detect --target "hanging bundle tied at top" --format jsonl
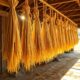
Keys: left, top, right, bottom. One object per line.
{"left": 3, "top": 0, "right": 22, "bottom": 73}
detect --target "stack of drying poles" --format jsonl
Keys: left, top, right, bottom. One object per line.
{"left": 2, "top": 0, "right": 78, "bottom": 73}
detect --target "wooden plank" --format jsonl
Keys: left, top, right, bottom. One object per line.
{"left": 0, "top": 0, "right": 9, "bottom": 7}
{"left": 39, "top": 0, "right": 77, "bottom": 26}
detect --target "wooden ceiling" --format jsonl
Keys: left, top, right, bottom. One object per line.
{"left": 0, "top": 0, "right": 80, "bottom": 27}
{"left": 49, "top": 0, "right": 80, "bottom": 27}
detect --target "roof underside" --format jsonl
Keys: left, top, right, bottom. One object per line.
{"left": 0, "top": 0, "right": 80, "bottom": 27}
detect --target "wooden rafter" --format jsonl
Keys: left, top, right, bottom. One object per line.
{"left": 61, "top": 8, "right": 80, "bottom": 12}
{"left": 39, "top": 0, "right": 75, "bottom": 8}
{"left": 49, "top": 0, "right": 75, "bottom": 5}
{"left": 73, "top": 19, "right": 80, "bottom": 22}
{"left": 55, "top": 4, "right": 66, "bottom": 10}
{"left": 67, "top": 14, "right": 80, "bottom": 18}
{"left": 0, "top": 0, "right": 9, "bottom": 7}
{"left": 51, "top": 1, "right": 74, "bottom": 9}
{"left": 58, "top": 2, "right": 75, "bottom": 11}
{"left": 68, "top": 14, "right": 80, "bottom": 17}
{"left": 39, "top": 0, "right": 77, "bottom": 25}
{"left": 17, "top": 0, "right": 75, "bottom": 9}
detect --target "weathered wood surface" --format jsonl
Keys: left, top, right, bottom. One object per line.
{"left": 0, "top": 16, "right": 2, "bottom": 73}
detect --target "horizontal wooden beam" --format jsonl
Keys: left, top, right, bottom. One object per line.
{"left": 0, "top": 10, "right": 8, "bottom": 16}
{"left": 0, "top": 0, "right": 9, "bottom": 7}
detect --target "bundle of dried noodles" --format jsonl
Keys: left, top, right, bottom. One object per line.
{"left": 3, "top": 0, "right": 22, "bottom": 73}
{"left": 21, "top": 0, "right": 32, "bottom": 71}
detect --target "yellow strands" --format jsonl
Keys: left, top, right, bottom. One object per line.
{"left": 41, "top": 16, "right": 54, "bottom": 62}
{"left": 2, "top": 0, "right": 79, "bottom": 73}
{"left": 3, "top": 0, "right": 22, "bottom": 73}
{"left": 7, "top": 0, "right": 22, "bottom": 73}
{"left": 33, "top": 8, "right": 43, "bottom": 64}
{"left": 21, "top": 2, "right": 32, "bottom": 70}
{"left": 52, "top": 14, "right": 60, "bottom": 54}
{"left": 49, "top": 16, "right": 58, "bottom": 57}
{"left": 56, "top": 19, "right": 63, "bottom": 53}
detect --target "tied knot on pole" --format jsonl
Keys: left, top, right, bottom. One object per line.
{"left": 8, "top": 0, "right": 19, "bottom": 9}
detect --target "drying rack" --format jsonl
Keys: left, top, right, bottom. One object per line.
{"left": 0, "top": 0, "right": 78, "bottom": 74}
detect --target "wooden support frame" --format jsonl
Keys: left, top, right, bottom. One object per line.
{"left": 57, "top": 2, "right": 76, "bottom": 11}
{"left": 39, "top": 0, "right": 77, "bottom": 26}
{"left": 48, "top": 0, "right": 75, "bottom": 5}
{"left": 17, "top": 0, "right": 75, "bottom": 9}
{"left": 0, "top": 0, "right": 9, "bottom": 7}
{"left": 40, "top": 0, "right": 75, "bottom": 8}
{"left": 0, "top": 16, "right": 2, "bottom": 74}
{"left": 0, "top": 46, "right": 2, "bottom": 74}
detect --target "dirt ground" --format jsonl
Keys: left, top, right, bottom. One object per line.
{"left": 0, "top": 51, "right": 80, "bottom": 80}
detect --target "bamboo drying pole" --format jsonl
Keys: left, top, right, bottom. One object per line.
{"left": 39, "top": 0, "right": 77, "bottom": 26}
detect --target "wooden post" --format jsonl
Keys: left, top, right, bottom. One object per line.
{"left": 0, "top": 16, "right": 2, "bottom": 74}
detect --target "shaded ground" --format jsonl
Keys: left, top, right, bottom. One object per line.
{"left": 0, "top": 51, "right": 80, "bottom": 80}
